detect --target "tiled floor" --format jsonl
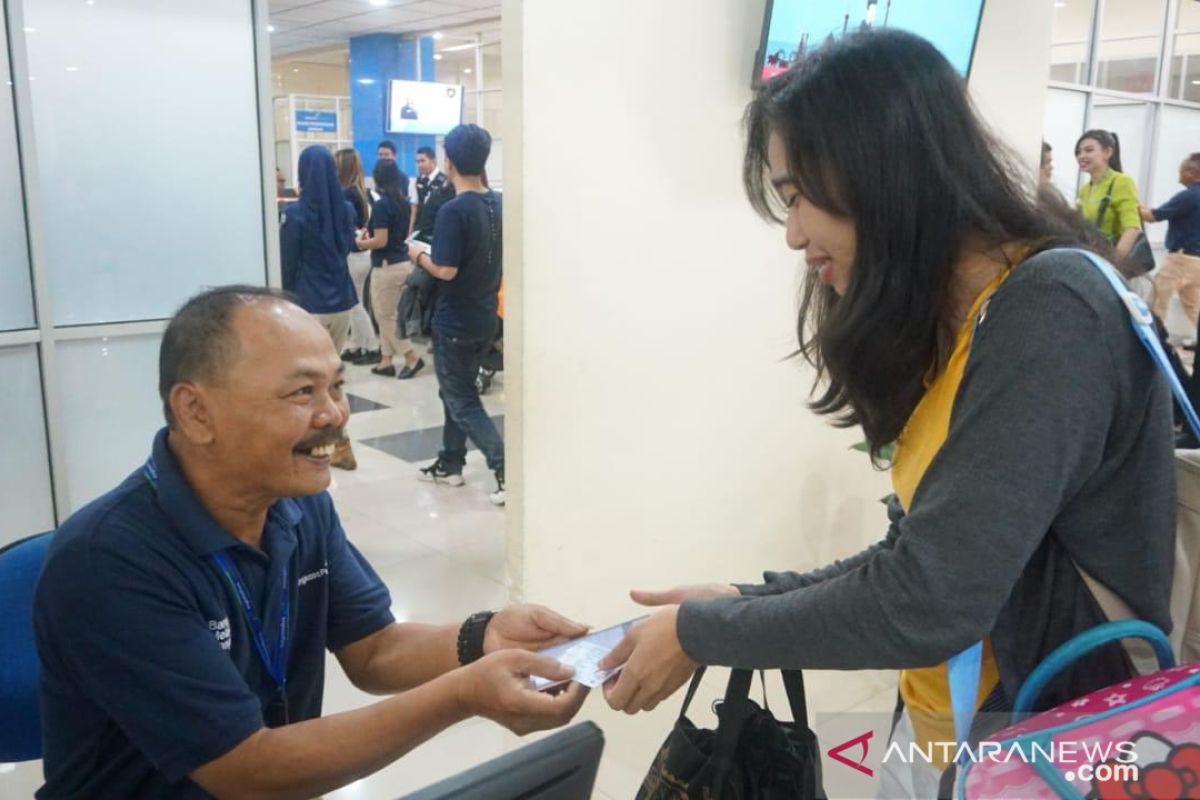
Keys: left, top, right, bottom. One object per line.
{"left": 1, "top": 352, "right": 897, "bottom": 800}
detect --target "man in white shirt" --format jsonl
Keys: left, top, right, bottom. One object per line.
{"left": 409, "top": 146, "right": 448, "bottom": 237}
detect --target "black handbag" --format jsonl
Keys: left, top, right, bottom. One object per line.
{"left": 636, "top": 668, "right": 826, "bottom": 800}
{"left": 1095, "top": 180, "right": 1156, "bottom": 276}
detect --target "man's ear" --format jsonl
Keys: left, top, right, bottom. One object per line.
{"left": 169, "top": 382, "right": 216, "bottom": 445}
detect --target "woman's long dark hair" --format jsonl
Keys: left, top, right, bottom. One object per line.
{"left": 372, "top": 159, "right": 410, "bottom": 215}
{"left": 743, "top": 30, "right": 1094, "bottom": 460}
{"left": 1075, "top": 129, "right": 1123, "bottom": 174}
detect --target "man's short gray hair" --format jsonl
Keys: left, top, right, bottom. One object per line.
{"left": 158, "top": 285, "right": 297, "bottom": 426}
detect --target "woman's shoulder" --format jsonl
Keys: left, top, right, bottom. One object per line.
{"left": 1004, "top": 248, "right": 1122, "bottom": 319}
{"left": 1112, "top": 171, "right": 1139, "bottom": 192}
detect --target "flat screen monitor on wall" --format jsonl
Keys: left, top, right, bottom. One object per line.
{"left": 387, "top": 79, "right": 464, "bottom": 136}
{"left": 755, "top": 0, "right": 987, "bottom": 84}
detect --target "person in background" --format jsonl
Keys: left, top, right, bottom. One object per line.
{"left": 280, "top": 145, "right": 358, "bottom": 470}
{"left": 1036, "top": 141, "right": 1071, "bottom": 213}
{"left": 275, "top": 168, "right": 297, "bottom": 214}
{"left": 1075, "top": 129, "right": 1142, "bottom": 258}
{"left": 356, "top": 160, "right": 425, "bottom": 380}
{"left": 1142, "top": 152, "right": 1200, "bottom": 332}
{"left": 408, "top": 125, "right": 506, "bottom": 505}
{"left": 33, "top": 286, "right": 588, "bottom": 799}
{"left": 377, "top": 140, "right": 397, "bottom": 163}
{"left": 409, "top": 146, "right": 448, "bottom": 238}
{"left": 336, "top": 148, "right": 382, "bottom": 366}
{"left": 595, "top": 31, "right": 1173, "bottom": 799}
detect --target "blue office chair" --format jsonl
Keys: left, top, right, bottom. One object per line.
{"left": 0, "top": 531, "right": 53, "bottom": 762}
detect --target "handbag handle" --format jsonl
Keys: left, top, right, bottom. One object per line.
{"left": 677, "top": 667, "right": 811, "bottom": 725}
{"left": 1011, "top": 620, "right": 1175, "bottom": 722}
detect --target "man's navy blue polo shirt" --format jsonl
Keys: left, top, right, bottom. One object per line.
{"left": 33, "top": 428, "right": 394, "bottom": 799}
{"left": 1153, "top": 182, "right": 1200, "bottom": 254}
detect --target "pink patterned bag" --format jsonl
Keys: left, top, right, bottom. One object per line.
{"left": 959, "top": 621, "right": 1200, "bottom": 799}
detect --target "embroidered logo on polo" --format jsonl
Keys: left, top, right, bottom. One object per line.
{"left": 298, "top": 564, "right": 329, "bottom": 588}
{"left": 208, "top": 617, "right": 232, "bottom": 651}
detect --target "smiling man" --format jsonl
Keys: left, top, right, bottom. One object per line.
{"left": 33, "top": 286, "right": 587, "bottom": 799}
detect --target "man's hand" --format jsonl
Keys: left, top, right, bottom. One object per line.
{"left": 1139, "top": 205, "right": 1157, "bottom": 223}
{"left": 597, "top": 606, "right": 697, "bottom": 715}
{"left": 457, "top": 650, "right": 589, "bottom": 735}
{"left": 407, "top": 244, "right": 426, "bottom": 264}
{"left": 484, "top": 604, "right": 589, "bottom": 654}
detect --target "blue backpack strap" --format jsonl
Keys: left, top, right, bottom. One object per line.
{"left": 947, "top": 642, "right": 983, "bottom": 762}
{"left": 1066, "top": 247, "right": 1200, "bottom": 439}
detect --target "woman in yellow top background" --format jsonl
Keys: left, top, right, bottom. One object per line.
{"left": 1075, "top": 129, "right": 1143, "bottom": 256}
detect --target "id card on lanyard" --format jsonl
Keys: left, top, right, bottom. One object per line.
{"left": 142, "top": 456, "right": 292, "bottom": 727}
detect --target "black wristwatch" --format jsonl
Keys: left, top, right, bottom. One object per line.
{"left": 457, "top": 610, "right": 496, "bottom": 665}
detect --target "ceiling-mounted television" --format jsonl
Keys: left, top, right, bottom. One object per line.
{"left": 386, "top": 79, "right": 464, "bottom": 136}
{"left": 754, "top": 0, "right": 987, "bottom": 84}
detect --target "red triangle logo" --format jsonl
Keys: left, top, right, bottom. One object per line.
{"left": 827, "top": 731, "right": 875, "bottom": 777}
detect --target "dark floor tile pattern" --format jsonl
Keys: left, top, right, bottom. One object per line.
{"left": 347, "top": 394, "right": 389, "bottom": 414}
{"left": 360, "top": 416, "right": 505, "bottom": 463}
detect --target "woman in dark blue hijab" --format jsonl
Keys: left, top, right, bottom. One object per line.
{"left": 280, "top": 145, "right": 360, "bottom": 468}
{"left": 281, "top": 145, "right": 358, "bottom": 326}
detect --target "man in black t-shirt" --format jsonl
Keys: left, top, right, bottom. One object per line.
{"left": 408, "top": 124, "right": 505, "bottom": 504}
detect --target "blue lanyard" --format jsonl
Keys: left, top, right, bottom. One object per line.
{"left": 141, "top": 456, "right": 291, "bottom": 692}
{"left": 210, "top": 550, "right": 290, "bottom": 691}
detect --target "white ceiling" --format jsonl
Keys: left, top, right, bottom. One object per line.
{"left": 269, "top": 0, "right": 501, "bottom": 56}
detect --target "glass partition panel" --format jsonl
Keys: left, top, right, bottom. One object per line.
{"left": 21, "top": 0, "right": 267, "bottom": 326}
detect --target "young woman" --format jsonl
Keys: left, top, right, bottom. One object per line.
{"left": 335, "top": 148, "right": 380, "bottom": 365}
{"left": 1076, "top": 129, "right": 1143, "bottom": 257}
{"left": 356, "top": 159, "right": 424, "bottom": 379}
{"left": 597, "top": 30, "right": 1175, "bottom": 797}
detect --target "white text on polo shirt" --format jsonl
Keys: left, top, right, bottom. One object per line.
{"left": 209, "top": 617, "right": 231, "bottom": 651}
{"left": 298, "top": 565, "right": 329, "bottom": 588}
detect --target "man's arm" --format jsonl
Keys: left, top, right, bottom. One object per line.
{"left": 335, "top": 622, "right": 458, "bottom": 694}
{"left": 191, "top": 650, "right": 585, "bottom": 800}
{"left": 411, "top": 248, "right": 458, "bottom": 281}
{"left": 336, "top": 605, "right": 590, "bottom": 694}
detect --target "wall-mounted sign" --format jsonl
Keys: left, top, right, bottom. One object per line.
{"left": 295, "top": 110, "right": 338, "bottom": 134}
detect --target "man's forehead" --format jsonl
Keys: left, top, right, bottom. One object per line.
{"left": 229, "top": 302, "right": 335, "bottom": 363}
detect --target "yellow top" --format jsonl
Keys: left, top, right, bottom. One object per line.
{"left": 891, "top": 267, "right": 1011, "bottom": 764}
{"left": 1077, "top": 169, "right": 1141, "bottom": 243}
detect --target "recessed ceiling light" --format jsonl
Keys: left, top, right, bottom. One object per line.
{"left": 267, "top": 24, "right": 275, "bottom": 32}
{"left": 357, "top": 78, "right": 376, "bottom": 85}
{"left": 23, "top": 27, "right": 36, "bottom": 33}
{"left": 432, "top": 32, "right": 444, "bottom": 40}
{"left": 1192, "top": 80, "right": 1200, "bottom": 85}
{"left": 463, "top": 68, "right": 473, "bottom": 74}
{"left": 368, "top": 0, "right": 387, "bottom": 5}
{"left": 292, "top": 67, "right": 300, "bottom": 73}
{"left": 65, "top": 66, "right": 78, "bottom": 72}
{"left": 433, "top": 53, "right": 443, "bottom": 60}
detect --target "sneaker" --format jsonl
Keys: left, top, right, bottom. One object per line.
{"left": 418, "top": 459, "right": 465, "bottom": 487}
{"left": 397, "top": 358, "right": 426, "bottom": 380}
{"left": 489, "top": 470, "right": 506, "bottom": 506}
{"left": 353, "top": 349, "right": 382, "bottom": 365}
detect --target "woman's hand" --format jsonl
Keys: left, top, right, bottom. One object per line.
{"left": 630, "top": 584, "right": 740, "bottom": 606}
{"left": 597, "top": 606, "right": 697, "bottom": 714}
